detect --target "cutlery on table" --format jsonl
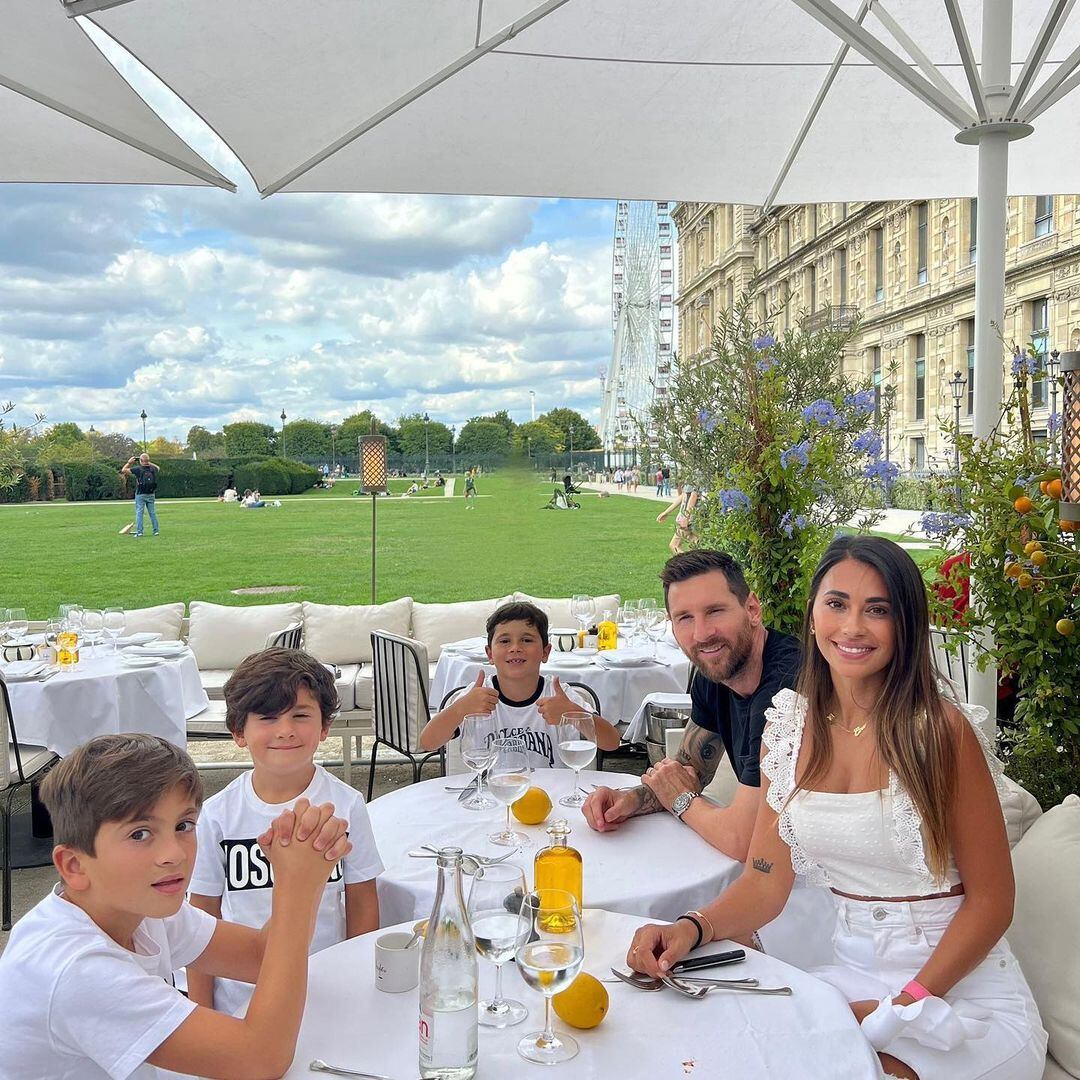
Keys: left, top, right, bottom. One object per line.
{"left": 309, "top": 1060, "right": 398, "bottom": 1079}
{"left": 667, "top": 973, "right": 793, "bottom": 997}
{"left": 606, "top": 967, "right": 757, "bottom": 990}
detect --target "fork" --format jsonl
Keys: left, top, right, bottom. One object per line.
{"left": 606, "top": 967, "right": 758, "bottom": 990}
{"left": 664, "top": 973, "right": 793, "bottom": 997}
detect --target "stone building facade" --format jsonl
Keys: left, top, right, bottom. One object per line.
{"left": 673, "top": 198, "right": 1080, "bottom": 469}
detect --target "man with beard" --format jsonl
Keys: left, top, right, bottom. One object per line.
{"left": 583, "top": 550, "right": 800, "bottom": 861}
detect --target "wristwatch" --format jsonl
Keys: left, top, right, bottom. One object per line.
{"left": 671, "top": 790, "right": 699, "bottom": 821}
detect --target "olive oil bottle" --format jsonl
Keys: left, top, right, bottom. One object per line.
{"left": 533, "top": 819, "right": 583, "bottom": 923}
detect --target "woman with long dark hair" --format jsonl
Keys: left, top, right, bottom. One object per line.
{"left": 627, "top": 536, "right": 1046, "bottom": 1079}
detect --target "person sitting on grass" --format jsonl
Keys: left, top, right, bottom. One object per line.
{"left": 0, "top": 733, "right": 352, "bottom": 1080}
{"left": 187, "top": 648, "right": 382, "bottom": 1017}
{"left": 419, "top": 601, "right": 621, "bottom": 769}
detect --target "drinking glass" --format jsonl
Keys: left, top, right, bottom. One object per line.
{"left": 616, "top": 602, "right": 637, "bottom": 647}
{"left": 467, "top": 862, "right": 529, "bottom": 1027}
{"left": 103, "top": 608, "right": 126, "bottom": 653}
{"left": 515, "top": 889, "right": 584, "bottom": 1064}
{"left": 44, "top": 618, "right": 62, "bottom": 655}
{"left": 570, "top": 594, "right": 595, "bottom": 640}
{"left": 82, "top": 609, "right": 105, "bottom": 655}
{"left": 556, "top": 712, "right": 596, "bottom": 808}
{"left": 459, "top": 713, "right": 498, "bottom": 811}
{"left": 637, "top": 598, "right": 663, "bottom": 657}
{"left": 8, "top": 607, "right": 29, "bottom": 642}
{"left": 487, "top": 740, "right": 532, "bottom": 847}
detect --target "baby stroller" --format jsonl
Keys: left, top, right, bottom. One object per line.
{"left": 543, "top": 487, "right": 580, "bottom": 510}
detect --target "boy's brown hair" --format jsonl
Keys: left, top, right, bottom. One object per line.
{"left": 39, "top": 734, "right": 203, "bottom": 856}
{"left": 223, "top": 647, "right": 339, "bottom": 735}
{"left": 485, "top": 601, "right": 549, "bottom": 646}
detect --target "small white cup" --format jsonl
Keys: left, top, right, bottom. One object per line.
{"left": 374, "top": 931, "right": 419, "bottom": 993}
{"left": 554, "top": 631, "right": 577, "bottom": 652}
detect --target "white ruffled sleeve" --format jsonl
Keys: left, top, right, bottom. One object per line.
{"left": 760, "top": 689, "right": 830, "bottom": 886}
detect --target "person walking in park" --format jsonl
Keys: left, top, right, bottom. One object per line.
{"left": 464, "top": 469, "right": 477, "bottom": 508}
{"left": 121, "top": 452, "right": 161, "bottom": 537}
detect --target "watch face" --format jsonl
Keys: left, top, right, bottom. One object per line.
{"left": 673, "top": 792, "right": 692, "bottom": 816}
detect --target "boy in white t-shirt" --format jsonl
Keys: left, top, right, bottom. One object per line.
{"left": 418, "top": 601, "right": 621, "bottom": 768}
{"left": 188, "top": 648, "right": 383, "bottom": 1015}
{"left": 0, "top": 733, "right": 352, "bottom": 1080}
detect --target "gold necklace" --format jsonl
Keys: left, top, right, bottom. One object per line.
{"left": 827, "top": 712, "right": 868, "bottom": 737}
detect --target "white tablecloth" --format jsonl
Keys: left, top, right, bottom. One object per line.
{"left": 5, "top": 649, "right": 208, "bottom": 755}
{"left": 430, "top": 640, "right": 691, "bottom": 722}
{"left": 281, "top": 909, "right": 880, "bottom": 1079}
{"left": 368, "top": 768, "right": 742, "bottom": 926}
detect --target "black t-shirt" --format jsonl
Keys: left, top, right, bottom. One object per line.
{"left": 689, "top": 630, "right": 801, "bottom": 787}
{"left": 130, "top": 464, "right": 158, "bottom": 495}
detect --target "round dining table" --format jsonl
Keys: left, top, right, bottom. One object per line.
{"left": 5, "top": 647, "right": 208, "bottom": 756}
{"left": 430, "top": 638, "right": 692, "bottom": 722}
{"left": 280, "top": 909, "right": 881, "bottom": 1079}
{"left": 368, "top": 768, "right": 742, "bottom": 926}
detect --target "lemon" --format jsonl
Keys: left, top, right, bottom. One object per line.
{"left": 512, "top": 786, "right": 552, "bottom": 825}
{"left": 1031, "top": 550, "right": 1048, "bottom": 568}
{"left": 1024, "top": 540, "right": 1042, "bottom": 555}
{"left": 553, "top": 972, "right": 609, "bottom": 1029}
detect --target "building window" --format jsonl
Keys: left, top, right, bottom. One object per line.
{"left": 808, "top": 264, "right": 817, "bottom": 311}
{"left": 873, "top": 227, "right": 884, "bottom": 301}
{"left": 916, "top": 203, "right": 928, "bottom": 284}
{"left": 914, "top": 334, "right": 926, "bottom": 421}
{"left": 965, "top": 318, "right": 975, "bottom": 415}
{"left": 782, "top": 219, "right": 791, "bottom": 258}
{"left": 660, "top": 244, "right": 671, "bottom": 256}
{"left": 657, "top": 202, "right": 668, "bottom": 211}
{"left": 872, "top": 346, "right": 882, "bottom": 418}
{"left": 727, "top": 280, "right": 735, "bottom": 311}
{"left": 968, "top": 198, "right": 977, "bottom": 264}
{"left": 1034, "top": 195, "right": 1054, "bottom": 237}
{"left": 837, "top": 247, "right": 848, "bottom": 307}
{"left": 1032, "top": 297, "right": 1049, "bottom": 407}
{"left": 912, "top": 436, "right": 926, "bottom": 470}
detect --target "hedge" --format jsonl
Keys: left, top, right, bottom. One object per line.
{"left": 0, "top": 463, "right": 53, "bottom": 504}
{"left": 234, "top": 458, "right": 319, "bottom": 496}
{"left": 62, "top": 462, "right": 125, "bottom": 502}
{"left": 149, "top": 459, "right": 232, "bottom": 499}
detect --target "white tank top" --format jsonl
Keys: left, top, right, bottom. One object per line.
{"left": 761, "top": 689, "right": 1008, "bottom": 897}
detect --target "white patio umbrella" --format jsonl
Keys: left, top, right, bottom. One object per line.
{"left": 73, "top": 0, "right": 1080, "bottom": 716}
{"left": 3, "top": 0, "right": 232, "bottom": 188}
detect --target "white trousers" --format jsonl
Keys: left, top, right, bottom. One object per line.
{"left": 810, "top": 894, "right": 1047, "bottom": 1080}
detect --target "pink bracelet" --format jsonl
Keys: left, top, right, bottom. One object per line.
{"left": 901, "top": 979, "right": 933, "bottom": 1001}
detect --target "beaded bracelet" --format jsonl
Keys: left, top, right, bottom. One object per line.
{"left": 676, "top": 914, "right": 704, "bottom": 950}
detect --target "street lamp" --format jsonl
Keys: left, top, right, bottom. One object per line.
{"left": 139, "top": 409, "right": 147, "bottom": 451}
{"left": 568, "top": 424, "right": 575, "bottom": 471}
{"left": 948, "top": 369, "right": 967, "bottom": 501}
{"left": 1060, "top": 352, "right": 1079, "bottom": 527}
{"left": 330, "top": 424, "right": 338, "bottom": 472}
{"left": 529, "top": 389, "right": 536, "bottom": 422}
{"left": 422, "top": 411, "right": 430, "bottom": 476}
{"left": 450, "top": 424, "right": 456, "bottom": 475}
{"left": 1047, "top": 349, "right": 1062, "bottom": 465}
{"left": 280, "top": 409, "right": 287, "bottom": 459}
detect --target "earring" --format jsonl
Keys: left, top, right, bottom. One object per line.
{"left": 809, "top": 622, "right": 816, "bottom": 634}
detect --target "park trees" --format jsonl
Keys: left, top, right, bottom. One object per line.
{"left": 456, "top": 418, "right": 511, "bottom": 456}
{"left": 223, "top": 421, "right": 275, "bottom": 458}
{"left": 540, "top": 408, "right": 600, "bottom": 451}
{"left": 281, "top": 419, "right": 332, "bottom": 459}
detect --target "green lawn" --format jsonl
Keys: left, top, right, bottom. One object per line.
{"left": 0, "top": 473, "right": 679, "bottom": 618}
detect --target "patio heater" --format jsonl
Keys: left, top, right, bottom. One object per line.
{"left": 1060, "top": 352, "right": 1080, "bottom": 529}
{"left": 1047, "top": 349, "right": 1062, "bottom": 465}
{"left": 359, "top": 427, "right": 389, "bottom": 603}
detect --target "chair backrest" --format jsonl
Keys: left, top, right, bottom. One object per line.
{"left": 564, "top": 680, "right": 600, "bottom": 715}
{"left": 265, "top": 621, "right": 303, "bottom": 650}
{"left": 370, "top": 630, "right": 431, "bottom": 753}
{"left": 931, "top": 627, "right": 969, "bottom": 701}
{"left": 1, "top": 676, "right": 26, "bottom": 787}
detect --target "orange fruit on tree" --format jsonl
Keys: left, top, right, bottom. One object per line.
{"left": 1040, "top": 481, "right": 1049, "bottom": 495}
{"left": 1047, "top": 478, "right": 1063, "bottom": 499}
{"left": 1057, "top": 618, "right": 1076, "bottom": 637}
{"left": 1014, "top": 496, "right": 1034, "bottom": 514}
{"left": 1005, "top": 562, "right": 1023, "bottom": 579}
{"left": 1031, "top": 550, "right": 1048, "bottom": 568}
{"left": 1024, "top": 540, "right": 1042, "bottom": 555}
{"left": 1017, "top": 573, "right": 1033, "bottom": 589}
{"left": 1062, "top": 520, "right": 1078, "bottom": 533}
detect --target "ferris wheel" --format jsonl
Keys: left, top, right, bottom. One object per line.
{"left": 598, "top": 200, "right": 675, "bottom": 465}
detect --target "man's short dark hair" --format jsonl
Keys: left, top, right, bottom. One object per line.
{"left": 223, "top": 647, "right": 339, "bottom": 735}
{"left": 486, "top": 601, "right": 549, "bottom": 646}
{"left": 40, "top": 734, "right": 203, "bottom": 856}
{"left": 659, "top": 550, "right": 751, "bottom": 607}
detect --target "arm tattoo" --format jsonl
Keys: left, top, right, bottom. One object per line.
{"left": 631, "top": 785, "right": 663, "bottom": 817}
{"left": 674, "top": 724, "right": 724, "bottom": 787}
{"left": 751, "top": 858, "right": 773, "bottom": 874}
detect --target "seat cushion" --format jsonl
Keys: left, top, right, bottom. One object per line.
{"left": 1042, "top": 1054, "right": 1076, "bottom": 1080}
{"left": 1008, "top": 794, "right": 1080, "bottom": 1075}
{"left": 187, "top": 601, "right": 303, "bottom": 670}
{"left": 122, "top": 602, "right": 185, "bottom": 641}
{"left": 514, "top": 592, "right": 622, "bottom": 629}
{"left": 330, "top": 663, "right": 361, "bottom": 712}
{"left": 302, "top": 598, "right": 412, "bottom": 665}
{"left": 1002, "top": 775, "right": 1043, "bottom": 848}
{"left": 411, "top": 597, "right": 506, "bottom": 659}
{"left": 354, "top": 665, "right": 374, "bottom": 713}
{"left": 4, "top": 743, "right": 55, "bottom": 786}
{"left": 200, "top": 669, "right": 233, "bottom": 701}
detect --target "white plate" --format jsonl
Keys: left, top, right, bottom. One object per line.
{"left": 549, "top": 627, "right": 579, "bottom": 636}
{"left": 574, "top": 647, "right": 599, "bottom": 657}
{"left": 116, "top": 632, "right": 163, "bottom": 647}
{"left": 120, "top": 655, "right": 163, "bottom": 668}
{"left": 598, "top": 654, "right": 654, "bottom": 668}
{"left": 453, "top": 651, "right": 490, "bottom": 663}
{"left": 545, "top": 656, "right": 594, "bottom": 668}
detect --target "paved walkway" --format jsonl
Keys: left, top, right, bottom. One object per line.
{"left": 581, "top": 481, "right": 932, "bottom": 541}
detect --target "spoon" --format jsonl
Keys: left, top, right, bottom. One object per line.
{"left": 606, "top": 967, "right": 757, "bottom": 990}
{"left": 309, "top": 1060, "right": 396, "bottom": 1079}
{"left": 403, "top": 919, "right": 427, "bottom": 950}
{"left": 664, "top": 973, "right": 793, "bottom": 997}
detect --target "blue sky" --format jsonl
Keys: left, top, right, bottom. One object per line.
{"left": 0, "top": 28, "right": 618, "bottom": 445}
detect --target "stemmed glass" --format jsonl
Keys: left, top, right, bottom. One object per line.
{"left": 487, "top": 739, "right": 532, "bottom": 847}
{"left": 637, "top": 598, "right": 663, "bottom": 657}
{"left": 82, "top": 610, "right": 105, "bottom": 656}
{"left": 467, "top": 862, "right": 529, "bottom": 1028}
{"left": 616, "top": 602, "right": 637, "bottom": 648}
{"left": 515, "top": 889, "right": 584, "bottom": 1064}
{"left": 44, "top": 619, "right": 62, "bottom": 659}
{"left": 556, "top": 712, "right": 596, "bottom": 807}
{"left": 103, "top": 608, "right": 126, "bottom": 653}
{"left": 570, "top": 594, "right": 595, "bottom": 644}
{"left": 7, "top": 608, "right": 29, "bottom": 642}
{"left": 459, "top": 712, "right": 498, "bottom": 811}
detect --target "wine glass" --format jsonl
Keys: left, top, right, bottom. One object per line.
{"left": 82, "top": 609, "right": 105, "bottom": 656}
{"left": 7, "top": 607, "right": 28, "bottom": 642}
{"left": 44, "top": 619, "right": 62, "bottom": 657}
{"left": 103, "top": 608, "right": 126, "bottom": 653}
{"left": 616, "top": 602, "right": 637, "bottom": 648}
{"left": 556, "top": 712, "right": 596, "bottom": 808}
{"left": 459, "top": 712, "right": 498, "bottom": 811}
{"left": 515, "top": 889, "right": 584, "bottom": 1064}
{"left": 488, "top": 740, "right": 532, "bottom": 847}
{"left": 467, "top": 862, "right": 529, "bottom": 1027}
{"left": 570, "top": 594, "right": 595, "bottom": 642}
{"left": 637, "top": 598, "right": 664, "bottom": 657}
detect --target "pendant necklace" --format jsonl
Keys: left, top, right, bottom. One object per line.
{"left": 827, "top": 712, "right": 867, "bottom": 737}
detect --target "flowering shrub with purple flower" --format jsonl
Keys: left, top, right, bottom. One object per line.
{"left": 648, "top": 292, "right": 890, "bottom": 635}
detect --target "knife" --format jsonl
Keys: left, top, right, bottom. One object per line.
{"left": 456, "top": 775, "right": 481, "bottom": 802}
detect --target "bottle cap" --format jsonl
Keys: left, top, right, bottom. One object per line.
{"left": 546, "top": 819, "right": 571, "bottom": 838}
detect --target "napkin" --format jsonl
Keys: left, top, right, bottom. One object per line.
{"left": 0, "top": 660, "right": 47, "bottom": 682}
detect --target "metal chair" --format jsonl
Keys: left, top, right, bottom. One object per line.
{"left": 265, "top": 621, "right": 303, "bottom": 650}
{"left": 367, "top": 631, "right": 445, "bottom": 801}
{"left": 2, "top": 675, "right": 59, "bottom": 930}
{"left": 931, "top": 626, "right": 970, "bottom": 702}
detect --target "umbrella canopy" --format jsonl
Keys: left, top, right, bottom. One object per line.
{"left": 74, "top": 0, "right": 1080, "bottom": 202}
{"left": 3, "top": 0, "right": 232, "bottom": 188}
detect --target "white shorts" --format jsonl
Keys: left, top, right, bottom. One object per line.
{"left": 810, "top": 894, "right": 1047, "bottom": 1079}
